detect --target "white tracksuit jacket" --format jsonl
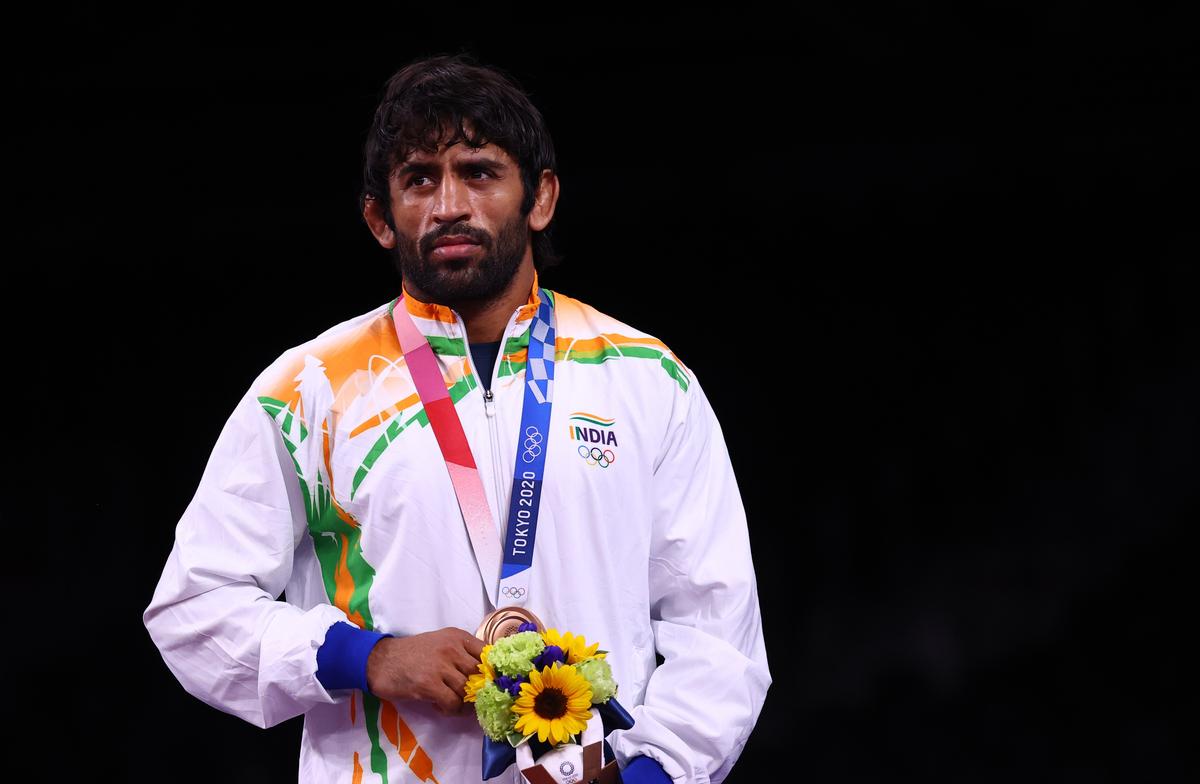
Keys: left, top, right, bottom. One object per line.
{"left": 143, "top": 269, "right": 772, "bottom": 784}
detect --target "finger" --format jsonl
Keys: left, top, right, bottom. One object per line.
{"left": 434, "top": 682, "right": 464, "bottom": 715}
{"left": 453, "top": 647, "right": 483, "bottom": 677}
{"left": 460, "top": 632, "right": 485, "bottom": 659}
{"left": 443, "top": 669, "right": 468, "bottom": 702}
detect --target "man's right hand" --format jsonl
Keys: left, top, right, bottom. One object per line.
{"left": 366, "top": 627, "right": 486, "bottom": 716}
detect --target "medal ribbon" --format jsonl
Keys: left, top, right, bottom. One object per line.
{"left": 390, "top": 289, "right": 556, "bottom": 610}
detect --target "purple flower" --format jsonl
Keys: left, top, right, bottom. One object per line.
{"left": 533, "top": 645, "right": 566, "bottom": 670}
{"left": 517, "top": 622, "right": 539, "bottom": 633}
{"left": 494, "top": 674, "right": 527, "bottom": 697}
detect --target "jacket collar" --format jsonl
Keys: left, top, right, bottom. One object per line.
{"left": 392, "top": 268, "right": 543, "bottom": 340}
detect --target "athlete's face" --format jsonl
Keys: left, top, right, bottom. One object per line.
{"left": 373, "top": 136, "right": 531, "bottom": 303}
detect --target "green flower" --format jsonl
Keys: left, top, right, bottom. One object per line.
{"left": 474, "top": 683, "right": 517, "bottom": 741}
{"left": 576, "top": 657, "right": 618, "bottom": 703}
{"left": 487, "top": 631, "right": 546, "bottom": 678}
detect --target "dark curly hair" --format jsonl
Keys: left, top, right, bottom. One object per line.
{"left": 359, "top": 52, "right": 563, "bottom": 272}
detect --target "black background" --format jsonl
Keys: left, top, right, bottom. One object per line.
{"left": 11, "top": 2, "right": 1195, "bottom": 781}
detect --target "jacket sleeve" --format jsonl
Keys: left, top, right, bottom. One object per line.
{"left": 142, "top": 375, "right": 357, "bottom": 729}
{"left": 609, "top": 370, "right": 773, "bottom": 784}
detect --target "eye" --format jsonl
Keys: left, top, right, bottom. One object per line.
{"left": 409, "top": 175, "right": 433, "bottom": 187}
{"left": 467, "top": 167, "right": 494, "bottom": 179}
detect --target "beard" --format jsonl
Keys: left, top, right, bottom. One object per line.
{"left": 390, "top": 212, "right": 529, "bottom": 306}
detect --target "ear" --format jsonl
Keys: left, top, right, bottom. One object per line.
{"left": 363, "top": 195, "right": 397, "bottom": 249}
{"left": 527, "top": 169, "right": 560, "bottom": 232}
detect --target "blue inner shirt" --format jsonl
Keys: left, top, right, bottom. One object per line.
{"left": 470, "top": 339, "right": 503, "bottom": 392}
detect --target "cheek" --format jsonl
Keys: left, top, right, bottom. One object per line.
{"left": 390, "top": 210, "right": 428, "bottom": 241}
{"left": 471, "top": 186, "right": 522, "bottom": 210}
{"left": 477, "top": 196, "right": 527, "bottom": 232}
{"left": 389, "top": 225, "right": 422, "bottom": 252}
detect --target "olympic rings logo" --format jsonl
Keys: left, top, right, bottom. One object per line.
{"left": 501, "top": 586, "right": 527, "bottom": 598}
{"left": 577, "top": 444, "right": 616, "bottom": 468}
{"left": 521, "top": 426, "right": 543, "bottom": 463}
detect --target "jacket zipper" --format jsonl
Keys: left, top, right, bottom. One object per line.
{"left": 457, "top": 314, "right": 512, "bottom": 543}
{"left": 484, "top": 388, "right": 506, "bottom": 542}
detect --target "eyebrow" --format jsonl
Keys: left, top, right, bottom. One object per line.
{"left": 396, "top": 155, "right": 510, "bottom": 177}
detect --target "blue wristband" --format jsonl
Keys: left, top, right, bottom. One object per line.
{"left": 621, "top": 755, "right": 672, "bottom": 784}
{"left": 315, "top": 621, "right": 394, "bottom": 693}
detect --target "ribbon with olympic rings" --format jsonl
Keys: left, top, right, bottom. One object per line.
{"left": 391, "top": 288, "right": 556, "bottom": 610}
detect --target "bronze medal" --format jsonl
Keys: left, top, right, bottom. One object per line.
{"left": 475, "top": 605, "right": 544, "bottom": 644}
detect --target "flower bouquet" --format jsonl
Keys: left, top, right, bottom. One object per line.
{"left": 463, "top": 622, "right": 634, "bottom": 782}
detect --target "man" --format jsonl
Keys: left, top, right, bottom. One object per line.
{"left": 143, "top": 52, "right": 771, "bottom": 784}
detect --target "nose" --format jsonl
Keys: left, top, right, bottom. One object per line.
{"left": 431, "top": 173, "right": 471, "bottom": 226}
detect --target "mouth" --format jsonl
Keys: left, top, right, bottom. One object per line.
{"left": 430, "top": 235, "right": 482, "bottom": 261}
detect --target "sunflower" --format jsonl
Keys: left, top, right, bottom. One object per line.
{"left": 540, "top": 628, "right": 606, "bottom": 665}
{"left": 463, "top": 644, "right": 497, "bottom": 703}
{"left": 511, "top": 662, "right": 594, "bottom": 744}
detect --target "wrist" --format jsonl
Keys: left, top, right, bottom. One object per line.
{"left": 620, "top": 755, "right": 672, "bottom": 784}
{"left": 316, "top": 621, "right": 394, "bottom": 693}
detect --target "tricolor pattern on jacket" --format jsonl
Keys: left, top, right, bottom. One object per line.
{"left": 144, "top": 270, "right": 769, "bottom": 784}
